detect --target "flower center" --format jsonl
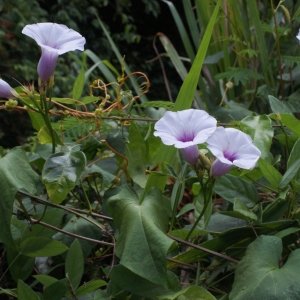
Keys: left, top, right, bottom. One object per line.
{"left": 223, "top": 150, "right": 237, "bottom": 162}
{"left": 177, "top": 131, "right": 195, "bottom": 143}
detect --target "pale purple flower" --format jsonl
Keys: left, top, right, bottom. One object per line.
{"left": 206, "top": 127, "right": 261, "bottom": 177}
{"left": 22, "top": 23, "right": 86, "bottom": 83}
{"left": 0, "top": 79, "right": 18, "bottom": 98}
{"left": 154, "top": 109, "right": 217, "bottom": 165}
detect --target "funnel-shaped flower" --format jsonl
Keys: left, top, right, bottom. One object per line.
{"left": 0, "top": 79, "right": 18, "bottom": 98}
{"left": 22, "top": 23, "right": 86, "bottom": 83}
{"left": 207, "top": 127, "right": 261, "bottom": 177}
{"left": 154, "top": 109, "right": 217, "bottom": 165}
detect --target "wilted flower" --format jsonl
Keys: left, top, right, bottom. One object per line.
{"left": 206, "top": 127, "right": 261, "bottom": 177}
{"left": 22, "top": 23, "right": 86, "bottom": 83}
{"left": 0, "top": 79, "right": 18, "bottom": 99}
{"left": 154, "top": 109, "right": 217, "bottom": 165}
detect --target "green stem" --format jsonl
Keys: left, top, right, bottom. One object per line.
{"left": 185, "top": 178, "right": 214, "bottom": 240}
{"left": 170, "top": 164, "right": 187, "bottom": 230}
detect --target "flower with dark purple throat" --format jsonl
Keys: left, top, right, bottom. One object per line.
{"left": 22, "top": 23, "right": 86, "bottom": 84}
{"left": 206, "top": 127, "right": 261, "bottom": 177}
{"left": 154, "top": 109, "right": 217, "bottom": 165}
{"left": 0, "top": 79, "right": 18, "bottom": 99}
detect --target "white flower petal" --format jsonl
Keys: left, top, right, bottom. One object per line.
{"left": 22, "top": 23, "right": 86, "bottom": 82}
{"left": 0, "top": 79, "right": 17, "bottom": 98}
{"left": 154, "top": 109, "right": 217, "bottom": 165}
{"left": 207, "top": 127, "right": 261, "bottom": 176}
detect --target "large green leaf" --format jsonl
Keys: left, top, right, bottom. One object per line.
{"left": 126, "top": 122, "right": 161, "bottom": 187}
{"left": 258, "top": 158, "right": 282, "bottom": 190}
{"left": 229, "top": 235, "right": 300, "bottom": 300}
{"left": 65, "top": 239, "right": 84, "bottom": 290}
{"left": 106, "top": 186, "right": 173, "bottom": 286}
{"left": 240, "top": 115, "right": 273, "bottom": 160}
{"left": 108, "top": 264, "right": 180, "bottom": 298}
{"left": 17, "top": 280, "right": 40, "bottom": 300}
{"left": 0, "top": 147, "right": 39, "bottom": 249}
{"left": 213, "top": 175, "right": 258, "bottom": 207}
{"left": 42, "top": 150, "right": 86, "bottom": 204}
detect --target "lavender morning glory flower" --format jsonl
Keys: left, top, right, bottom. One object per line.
{"left": 22, "top": 23, "right": 86, "bottom": 83}
{"left": 0, "top": 79, "right": 18, "bottom": 98}
{"left": 154, "top": 109, "right": 217, "bottom": 165}
{"left": 206, "top": 127, "right": 261, "bottom": 177}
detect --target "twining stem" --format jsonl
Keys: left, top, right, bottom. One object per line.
{"left": 185, "top": 176, "right": 214, "bottom": 241}
{"left": 16, "top": 213, "right": 114, "bottom": 247}
{"left": 167, "top": 234, "right": 239, "bottom": 264}
{"left": 17, "top": 190, "right": 112, "bottom": 229}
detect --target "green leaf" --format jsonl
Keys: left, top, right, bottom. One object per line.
{"left": 28, "top": 111, "right": 46, "bottom": 131}
{"left": 213, "top": 175, "right": 258, "bottom": 207}
{"left": 72, "top": 67, "right": 85, "bottom": 100}
{"left": 42, "top": 150, "right": 86, "bottom": 204}
{"left": 258, "top": 158, "right": 282, "bottom": 190}
{"left": 33, "top": 275, "right": 58, "bottom": 287}
{"left": 20, "top": 237, "right": 68, "bottom": 257}
{"left": 268, "top": 95, "right": 293, "bottom": 114}
{"left": 233, "top": 197, "right": 257, "bottom": 221}
{"left": 43, "top": 281, "right": 67, "bottom": 300}
{"left": 240, "top": 115, "right": 273, "bottom": 160}
{"left": 0, "top": 147, "right": 39, "bottom": 249}
{"left": 194, "top": 190, "right": 212, "bottom": 229}
{"left": 177, "top": 203, "right": 195, "bottom": 218}
{"left": 126, "top": 122, "right": 161, "bottom": 187}
{"left": 52, "top": 216, "right": 102, "bottom": 258}
{"left": 229, "top": 235, "right": 300, "bottom": 300}
{"left": 270, "top": 113, "right": 300, "bottom": 137}
{"left": 108, "top": 265, "right": 180, "bottom": 298}
{"left": 287, "top": 138, "right": 300, "bottom": 185}
{"left": 279, "top": 158, "right": 300, "bottom": 189}
{"left": 6, "top": 246, "right": 35, "bottom": 281}
{"left": 106, "top": 186, "right": 173, "bottom": 286}
{"left": 24, "top": 208, "right": 64, "bottom": 239}
{"left": 76, "top": 280, "right": 107, "bottom": 296}
{"left": 65, "top": 239, "right": 84, "bottom": 290}
{"left": 158, "top": 33, "right": 188, "bottom": 81}
{"left": 17, "top": 280, "right": 40, "bottom": 300}
{"left": 158, "top": 285, "right": 216, "bottom": 300}
{"left": 37, "top": 126, "right": 64, "bottom": 145}
{"left": 162, "top": 0, "right": 195, "bottom": 60}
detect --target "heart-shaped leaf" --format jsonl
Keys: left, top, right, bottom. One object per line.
{"left": 229, "top": 235, "right": 300, "bottom": 299}
{"left": 0, "top": 147, "right": 39, "bottom": 249}
{"left": 106, "top": 186, "right": 173, "bottom": 286}
{"left": 42, "top": 150, "right": 86, "bottom": 203}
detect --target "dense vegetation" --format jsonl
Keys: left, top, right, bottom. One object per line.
{"left": 1, "top": 0, "right": 300, "bottom": 299}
